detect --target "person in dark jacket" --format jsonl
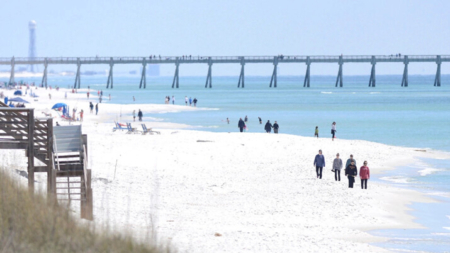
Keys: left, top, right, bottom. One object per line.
{"left": 345, "top": 161, "right": 358, "bottom": 188}
{"left": 238, "top": 118, "right": 245, "bottom": 132}
{"left": 313, "top": 150, "right": 326, "bottom": 179}
{"left": 258, "top": 117, "right": 262, "bottom": 124}
{"left": 138, "top": 109, "right": 143, "bottom": 121}
{"left": 264, "top": 120, "right": 272, "bottom": 133}
{"left": 273, "top": 121, "right": 279, "bottom": 134}
{"left": 244, "top": 115, "right": 248, "bottom": 122}
{"left": 345, "top": 155, "right": 357, "bottom": 168}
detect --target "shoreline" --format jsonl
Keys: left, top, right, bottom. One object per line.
{"left": 2, "top": 86, "right": 450, "bottom": 252}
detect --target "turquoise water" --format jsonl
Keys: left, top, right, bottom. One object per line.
{"left": 3, "top": 74, "right": 450, "bottom": 252}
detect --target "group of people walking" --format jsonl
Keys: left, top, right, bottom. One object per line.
{"left": 237, "top": 116, "right": 280, "bottom": 134}
{"left": 132, "top": 109, "right": 143, "bottom": 121}
{"left": 184, "top": 96, "right": 198, "bottom": 106}
{"left": 313, "top": 151, "right": 370, "bottom": 189}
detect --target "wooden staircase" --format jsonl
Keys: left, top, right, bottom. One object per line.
{"left": 0, "top": 101, "right": 93, "bottom": 220}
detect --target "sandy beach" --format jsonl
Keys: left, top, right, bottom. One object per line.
{"left": 2, "top": 86, "right": 450, "bottom": 252}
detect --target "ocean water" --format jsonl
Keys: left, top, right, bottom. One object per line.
{"left": 4, "top": 74, "right": 450, "bottom": 252}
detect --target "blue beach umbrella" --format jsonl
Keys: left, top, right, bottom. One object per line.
{"left": 51, "top": 103, "right": 67, "bottom": 109}
{"left": 14, "top": 90, "right": 22, "bottom": 96}
{"left": 8, "top": 97, "right": 29, "bottom": 103}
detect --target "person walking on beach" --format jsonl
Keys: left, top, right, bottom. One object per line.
{"left": 345, "top": 161, "right": 358, "bottom": 188}
{"left": 332, "top": 153, "right": 343, "bottom": 181}
{"left": 172, "top": 96, "right": 175, "bottom": 105}
{"left": 189, "top": 97, "right": 192, "bottom": 106}
{"left": 87, "top": 92, "right": 89, "bottom": 99}
{"left": 273, "top": 121, "right": 279, "bottom": 134}
{"left": 89, "top": 102, "right": 93, "bottom": 113}
{"left": 133, "top": 110, "right": 136, "bottom": 122}
{"left": 346, "top": 154, "right": 357, "bottom": 168}
{"left": 359, "top": 161, "right": 370, "bottom": 189}
{"left": 331, "top": 122, "right": 337, "bottom": 141}
{"left": 264, "top": 120, "right": 272, "bottom": 133}
{"left": 193, "top": 98, "right": 198, "bottom": 107}
{"left": 238, "top": 118, "right": 245, "bottom": 132}
{"left": 185, "top": 96, "right": 188, "bottom": 105}
{"left": 258, "top": 117, "right": 262, "bottom": 124}
{"left": 95, "top": 103, "right": 98, "bottom": 115}
{"left": 244, "top": 116, "right": 248, "bottom": 123}
{"left": 138, "top": 109, "right": 143, "bottom": 121}
{"left": 314, "top": 150, "right": 326, "bottom": 179}
{"left": 315, "top": 126, "right": 319, "bottom": 138}
{"left": 80, "top": 109, "right": 84, "bottom": 122}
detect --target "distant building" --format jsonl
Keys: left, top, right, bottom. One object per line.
{"left": 28, "top": 20, "right": 37, "bottom": 72}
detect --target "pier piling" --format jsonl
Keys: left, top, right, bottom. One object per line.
{"left": 106, "top": 58, "right": 114, "bottom": 89}
{"left": 434, "top": 55, "right": 441, "bottom": 87}
{"left": 9, "top": 57, "right": 15, "bottom": 86}
{"left": 74, "top": 58, "right": 81, "bottom": 89}
{"left": 269, "top": 57, "right": 278, "bottom": 88}
{"left": 303, "top": 57, "right": 311, "bottom": 88}
{"left": 139, "top": 58, "right": 147, "bottom": 89}
{"left": 42, "top": 58, "right": 48, "bottom": 88}
{"left": 368, "top": 56, "right": 376, "bottom": 87}
{"left": 172, "top": 59, "right": 179, "bottom": 88}
{"left": 205, "top": 58, "right": 212, "bottom": 89}
{"left": 401, "top": 56, "right": 409, "bottom": 87}
{"left": 335, "top": 56, "right": 343, "bottom": 88}
{"left": 238, "top": 58, "right": 245, "bottom": 88}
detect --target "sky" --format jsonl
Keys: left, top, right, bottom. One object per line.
{"left": 1, "top": 0, "right": 450, "bottom": 76}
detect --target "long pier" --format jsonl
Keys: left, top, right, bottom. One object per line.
{"left": 0, "top": 55, "right": 448, "bottom": 89}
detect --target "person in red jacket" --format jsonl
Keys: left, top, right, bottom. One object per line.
{"left": 359, "top": 161, "right": 370, "bottom": 189}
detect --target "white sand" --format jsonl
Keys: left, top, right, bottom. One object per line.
{"left": 2, "top": 86, "right": 450, "bottom": 253}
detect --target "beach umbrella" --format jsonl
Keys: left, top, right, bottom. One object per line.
{"left": 51, "top": 103, "right": 67, "bottom": 109}
{"left": 8, "top": 97, "right": 29, "bottom": 103}
{"left": 13, "top": 90, "right": 22, "bottom": 96}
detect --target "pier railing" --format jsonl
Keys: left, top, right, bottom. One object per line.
{"left": 0, "top": 55, "right": 447, "bottom": 88}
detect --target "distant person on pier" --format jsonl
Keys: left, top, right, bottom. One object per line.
{"left": 345, "top": 154, "right": 357, "bottom": 168}
{"left": 189, "top": 97, "right": 192, "bottom": 106}
{"left": 244, "top": 116, "right": 248, "bottom": 122}
{"left": 315, "top": 126, "right": 319, "bottom": 138}
{"left": 359, "top": 161, "right": 370, "bottom": 189}
{"left": 89, "top": 102, "right": 94, "bottom": 113}
{"left": 332, "top": 153, "right": 343, "bottom": 181}
{"left": 258, "top": 117, "right": 262, "bottom": 124}
{"left": 193, "top": 98, "right": 198, "bottom": 107}
{"left": 273, "top": 121, "right": 279, "bottom": 134}
{"left": 172, "top": 96, "right": 175, "bottom": 105}
{"left": 264, "top": 120, "right": 272, "bottom": 133}
{"left": 345, "top": 161, "right": 358, "bottom": 188}
{"left": 138, "top": 109, "right": 143, "bottom": 121}
{"left": 133, "top": 110, "right": 136, "bottom": 122}
{"left": 331, "top": 122, "right": 336, "bottom": 141}
{"left": 185, "top": 96, "right": 188, "bottom": 105}
{"left": 238, "top": 118, "right": 245, "bottom": 132}
{"left": 95, "top": 103, "right": 98, "bottom": 115}
{"left": 313, "top": 150, "right": 325, "bottom": 179}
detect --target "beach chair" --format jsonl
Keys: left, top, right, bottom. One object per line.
{"left": 126, "top": 123, "right": 141, "bottom": 134}
{"left": 113, "top": 122, "right": 127, "bottom": 131}
{"left": 141, "top": 124, "right": 160, "bottom": 135}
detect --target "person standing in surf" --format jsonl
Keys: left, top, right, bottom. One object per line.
{"left": 273, "top": 121, "right": 279, "bottom": 134}
{"left": 138, "top": 109, "right": 143, "bottom": 121}
{"left": 238, "top": 118, "right": 245, "bottom": 132}
{"left": 244, "top": 116, "right": 248, "bottom": 123}
{"left": 331, "top": 122, "right": 337, "bottom": 141}
{"left": 258, "top": 117, "right": 262, "bottom": 124}
{"left": 264, "top": 120, "right": 272, "bottom": 133}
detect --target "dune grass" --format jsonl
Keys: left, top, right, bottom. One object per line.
{"left": 0, "top": 168, "right": 170, "bottom": 253}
